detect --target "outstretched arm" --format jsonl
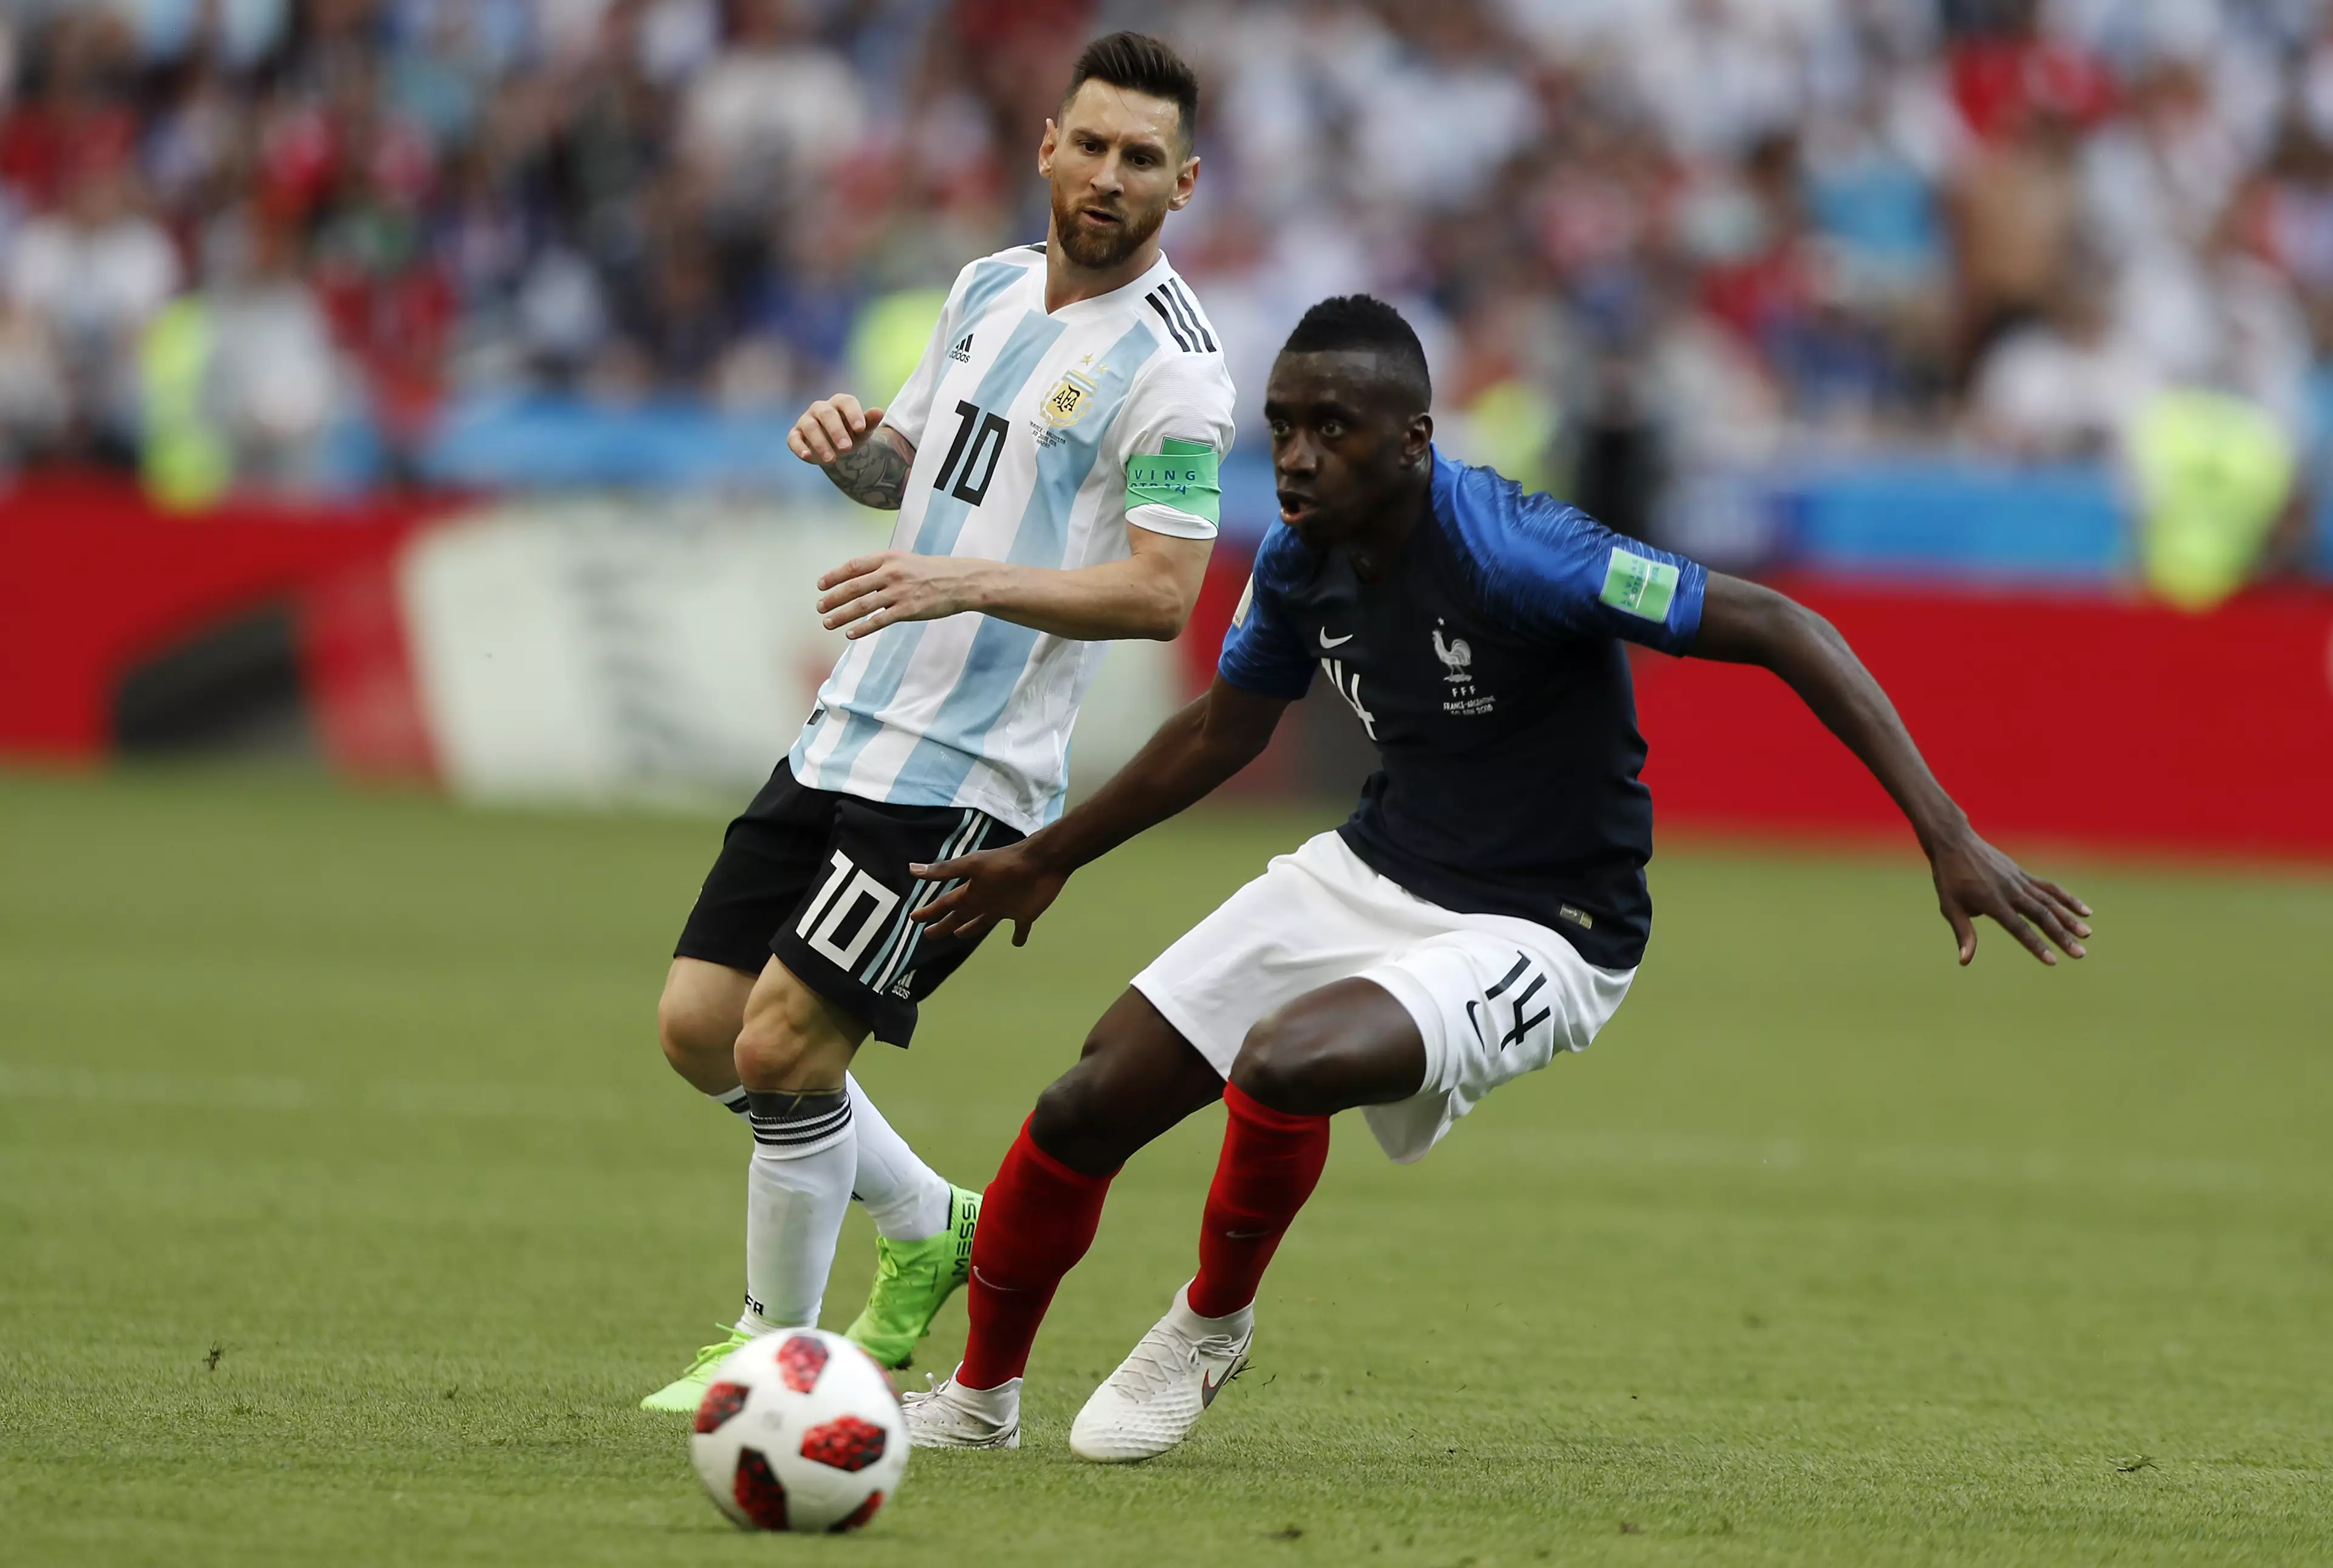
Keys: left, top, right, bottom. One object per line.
{"left": 1689, "top": 573, "right": 2092, "bottom": 965}
{"left": 816, "top": 525, "right": 1211, "bottom": 643}
{"left": 790, "top": 391, "right": 1210, "bottom": 640}
{"left": 912, "top": 679, "right": 1292, "bottom": 945}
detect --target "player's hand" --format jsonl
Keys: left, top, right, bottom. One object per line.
{"left": 788, "top": 395, "right": 885, "bottom": 465}
{"left": 817, "top": 550, "right": 995, "bottom": 638}
{"left": 909, "top": 839, "right": 1068, "bottom": 947}
{"left": 1927, "top": 827, "right": 2091, "bottom": 966}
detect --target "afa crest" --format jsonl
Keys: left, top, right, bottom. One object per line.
{"left": 1039, "top": 363, "right": 1102, "bottom": 428}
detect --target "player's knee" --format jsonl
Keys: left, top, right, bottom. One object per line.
{"left": 656, "top": 984, "right": 735, "bottom": 1086}
{"left": 1028, "top": 1051, "right": 1151, "bottom": 1176}
{"left": 1029, "top": 1067, "right": 1104, "bottom": 1159}
{"left": 731, "top": 964, "right": 862, "bottom": 1090}
{"left": 732, "top": 992, "right": 822, "bottom": 1090}
{"left": 1229, "top": 1011, "right": 1334, "bottom": 1114}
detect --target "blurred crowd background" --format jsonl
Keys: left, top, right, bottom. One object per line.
{"left": 4, "top": 0, "right": 2332, "bottom": 584}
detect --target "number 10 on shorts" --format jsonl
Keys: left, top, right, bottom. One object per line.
{"left": 796, "top": 851, "right": 900, "bottom": 970}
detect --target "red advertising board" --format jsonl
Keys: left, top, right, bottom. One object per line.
{"left": 8, "top": 476, "right": 2330, "bottom": 863}
{"left": 0, "top": 476, "right": 442, "bottom": 759}
{"left": 1631, "top": 575, "right": 2333, "bottom": 858}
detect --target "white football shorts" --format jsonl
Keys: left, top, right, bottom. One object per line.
{"left": 1131, "top": 831, "right": 1634, "bottom": 1164}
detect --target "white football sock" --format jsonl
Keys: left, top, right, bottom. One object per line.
{"left": 738, "top": 1088, "right": 855, "bottom": 1334}
{"left": 708, "top": 1086, "right": 750, "bottom": 1120}
{"left": 846, "top": 1073, "right": 952, "bottom": 1242}
{"left": 1170, "top": 1279, "right": 1255, "bottom": 1340}
{"left": 946, "top": 1365, "right": 1021, "bottom": 1418}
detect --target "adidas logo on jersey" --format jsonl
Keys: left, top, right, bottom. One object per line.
{"left": 948, "top": 333, "right": 975, "bottom": 363}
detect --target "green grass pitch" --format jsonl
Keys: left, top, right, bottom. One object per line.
{"left": 2, "top": 767, "right": 2329, "bottom": 1567}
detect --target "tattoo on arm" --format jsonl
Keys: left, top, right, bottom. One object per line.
{"left": 824, "top": 429, "right": 913, "bottom": 509}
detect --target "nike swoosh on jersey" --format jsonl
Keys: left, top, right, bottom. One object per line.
{"left": 1317, "top": 629, "right": 1354, "bottom": 648}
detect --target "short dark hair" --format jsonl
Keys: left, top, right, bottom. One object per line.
{"left": 1281, "top": 295, "right": 1433, "bottom": 411}
{"left": 1063, "top": 32, "right": 1199, "bottom": 154}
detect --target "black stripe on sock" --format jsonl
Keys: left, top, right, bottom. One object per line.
{"left": 748, "top": 1106, "right": 852, "bottom": 1137}
{"left": 746, "top": 1088, "right": 852, "bottom": 1148}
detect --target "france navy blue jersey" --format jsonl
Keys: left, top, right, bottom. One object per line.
{"left": 1217, "top": 449, "right": 1708, "bottom": 970}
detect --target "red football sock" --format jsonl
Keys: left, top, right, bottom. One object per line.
{"left": 1187, "top": 1084, "right": 1332, "bottom": 1318}
{"left": 956, "top": 1119, "right": 1114, "bottom": 1390}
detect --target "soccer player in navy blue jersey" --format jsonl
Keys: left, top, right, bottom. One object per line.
{"left": 890, "top": 295, "right": 2092, "bottom": 1459}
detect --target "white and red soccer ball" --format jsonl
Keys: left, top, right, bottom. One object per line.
{"left": 690, "top": 1327, "right": 908, "bottom": 1534}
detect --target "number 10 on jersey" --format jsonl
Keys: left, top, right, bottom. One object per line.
{"left": 932, "top": 400, "right": 1010, "bottom": 506}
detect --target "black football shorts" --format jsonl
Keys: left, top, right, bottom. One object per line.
{"left": 674, "top": 761, "right": 1022, "bottom": 1047}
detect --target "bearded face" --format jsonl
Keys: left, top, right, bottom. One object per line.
{"left": 1049, "top": 175, "right": 1170, "bottom": 270}
{"left": 1041, "top": 81, "right": 1191, "bottom": 274}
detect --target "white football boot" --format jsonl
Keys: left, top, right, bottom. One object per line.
{"left": 901, "top": 1371, "right": 1021, "bottom": 1450}
{"left": 1069, "top": 1282, "right": 1252, "bottom": 1462}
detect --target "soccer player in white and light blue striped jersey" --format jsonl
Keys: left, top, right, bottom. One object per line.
{"left": 642, "top": 33, "right": 1237, "bottom": 1412}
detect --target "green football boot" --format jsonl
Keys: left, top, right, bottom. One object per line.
{"left": 640, "top": 1325, "right": 752, "bottom": 1414}
{"left": 844, "top": 1184, "right": 981, "bottom": 1369}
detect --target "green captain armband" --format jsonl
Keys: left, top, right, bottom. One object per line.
{"left": 1125, "top": 437, "right": 1221, "bottom": 524}
{"left": 1598, "top": 546, "right": 1680, "bottom": 621}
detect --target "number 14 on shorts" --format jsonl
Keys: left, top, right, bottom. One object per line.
{"left": 1468, "top": 952, "right": 1551, "bottom": 1052}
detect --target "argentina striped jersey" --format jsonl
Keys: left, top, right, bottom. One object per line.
{"left": 790, "top": 244, "right": 1236, "bottom": 832}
